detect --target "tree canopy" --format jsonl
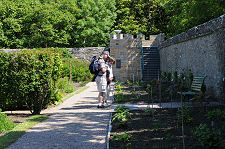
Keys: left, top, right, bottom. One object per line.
{"left": 0, "top": 0, "right": 224, "bottom": 48}
{"left": 0, "top": 0, "right": 116, "bottom": 48}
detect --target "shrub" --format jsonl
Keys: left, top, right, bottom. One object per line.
{"left": 112, "top": 132, "right": 131, "bottom": 149}
{"left": 0, "top": 49, "right": 62, "bottom": 114}
{"left": 61, "top": 58, "right": 93, "bottom": 82}
{"left": 0, "top": 109, "right": 15, "bottom": 133}
{"left": 114, "top": 105, "right": 130, "bottom": 113}
{"left": 193, "top": 124, "right": 224, "bottom": 149}
{"left": 56, "top": 77, "right": 75, "bottom": 93}
{"left": 206, "top": 109, "right": 225, "bottom": 121}
{"left": 114, "top": 93, "right": 126, "bottom": 103}
{"left": 112, "top": 111, "right": 131, "bottom": 127}
{"left": 177, "top": 104, "right": 192, "bottom": 125}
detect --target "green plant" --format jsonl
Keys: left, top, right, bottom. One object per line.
{"left": 56, "top": 77, "right": 75, "bottom": 93}
{"left": 177, "top": 104, "right": 192, "bottom": 125}
{"left": 112, "top": 111, "right": 131, "bottom": 127}
{"left": 114, "top": 93, "right": 126, "bottom": 103}
{"left": 114, "top": 105, "right": 130, "bottom": 113}
{"left": 193, "top": 124, "right": 224, "bottom": 149}
{"left": 62, "top": 58, "right": 93, "bottom": 82}
{"left": 126, "top": 80, "right": 133, "bottom": 87}
{"left": 112, "top": 132, "right": 131, "bottom": 149}
{"left": 153, "top": 123, "right": 160, "bottom": 132}
{"left": 0, "top": 49, "right": 62, "bottom": 114}
{"left": 112, "top": 131, "right": 131, "bottom": 142}
{"left": 206, "top": 109, "right": 225, "bottom": 121}
{"left": 0, "top": 109, "right": 15, "bottom": 133}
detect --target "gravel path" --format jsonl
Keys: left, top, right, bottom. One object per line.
{"left": 7, "top": 82, "right": 111, "bottom": 149}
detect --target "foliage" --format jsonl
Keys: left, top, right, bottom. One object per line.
{"left": 114, "top": 0, "right": 168, "bottom": 37}
{"left": 112, "top": 131, "right": 131, "bottom": 142}
{"left": 112, "top": 132, "right": 131, "bottom": 149}
{"left": 114, "top": 105, "right": 130, "bottom": 113}
{"left": 164, "top": 0, "right": 225, "bottom": 38}
{"left": 56, "top": 77, "right": 75, "bottom": 93}
{"left": 193, "top": 124, "right": 224, "bottom": 149}
{"left": 0, "top": 109, "right": 15, "bottom": 133}
{"left": 206, "top": 109, "right": 225, "bottom": 121}
{"left": 112, "top": 110, "right": 131, "bottom": 127}
{"left": 0, "top": 49, "right": 62, "bottom": 114}
{"left": 61, "top": 58, "right": 93, "bottom": 82}
{"left": 114, "top": 93, "right": 126, "bottom": 103}
{"left": 177, "top": 104, "right": 192, "bottom": 125}
{"left": 153, "top": 123, "right": 160, "bottom": 132}
{"left": 0, "top": 0, "right": 116, "bottom": 48}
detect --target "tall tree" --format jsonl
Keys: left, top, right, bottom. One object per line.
{"left": 0, "top": 0, "right": 116, "bottom": 48}
{"left": 164, "top": 0, "right": 225, "bottom": 38}
{"left": 113, "top": 0, "right": 168, "bottom": 38}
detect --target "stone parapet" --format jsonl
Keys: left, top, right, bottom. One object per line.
{"left": 161, "top": 14, "right": 225, "bottom": 48}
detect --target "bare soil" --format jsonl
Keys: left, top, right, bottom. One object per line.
{"left": 110, "top": 106, "right": 225, "bottom": 149}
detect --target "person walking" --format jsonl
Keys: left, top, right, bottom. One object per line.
{"left": 95, "top": 51, "right": 109, "bottom": 108}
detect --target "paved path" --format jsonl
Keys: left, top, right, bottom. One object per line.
{"left": 111, "top": 101, "right": 223, "bottom": 111}
{"left": 8, "top": 82, "right": 111, "bottom": 149}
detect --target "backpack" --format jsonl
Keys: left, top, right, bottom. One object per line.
{"left": 89, "top": 56, "right": 99, "bottom": 74}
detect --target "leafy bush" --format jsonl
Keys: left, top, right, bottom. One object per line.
{"left": 112, "top": 111, "right": 131, "bottom": 127}
{"left": 0, "top": 109, "right": 15, "bottom": 133}
{"left": 61, "top": 58, "right": 93, "bottom": 82}
{"left": 193, "top": 124, "right": 224, "bottom": 149}
{"left": 114, "top": 93, "right": 126, "bottom": 103}
{"left": 0, "top": 49, "right": 62, "bottom": 114}
{"left": 114, "top": 105, "right": 130, "bottom": 113}
{"left": 56, "top": 77, "right": 75, "bottom": 93}
{"left": 0, "top": 0, "right": 116, "bottom": 48}
{"left": 112, "top": 132, "right": 131, "bottom": 149}
{"left": 177, "top": 104, "right": 192, "bottom": 125}
{"left": 206, "top": 109, "right": 225, "bottom": 121}
{"left": 112, "top": 131, "right": 131, "bottom": 143}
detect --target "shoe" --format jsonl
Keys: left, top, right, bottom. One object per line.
{"left": 97, "top": 104, "right": 104, "bottom": 108}
{"left": 103, "top": 103, "right": 111, "bottom": 107}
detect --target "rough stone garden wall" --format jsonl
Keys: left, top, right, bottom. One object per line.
{"left": 0, "top": 47, "right": 108, "bottom": 62}
{"left": 160, "top": 14, "right": 225, "bottom": 99}
{"left": 68, "top": 47, "right": 108, "bottom": 61}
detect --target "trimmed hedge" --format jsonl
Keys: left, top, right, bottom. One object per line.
{"left": 0, "top": 49, "right": 62, "bottom": 114}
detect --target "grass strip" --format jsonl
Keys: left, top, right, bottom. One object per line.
{"left": 55, "top": 85, "right": 90, "bottom": 105}
{"left": 0, "top": 115, "right": 48, "bottom": 149}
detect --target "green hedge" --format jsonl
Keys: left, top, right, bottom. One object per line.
{"left": 0, "top": 49, "right": 62, "bottom": 114}
{"left": 62, "top": 58, "right": 93, "bottom": 82}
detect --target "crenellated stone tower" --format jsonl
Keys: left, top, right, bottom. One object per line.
{"left": 110, "top": 33, "right": 163, "bottom": 82}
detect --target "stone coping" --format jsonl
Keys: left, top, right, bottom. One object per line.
{"left": 161, "top": 14, "right": 225, "bottom": 48}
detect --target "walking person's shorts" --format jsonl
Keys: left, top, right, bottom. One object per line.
{"left": 95, "top": 76, "right": 107, "bottom": 92}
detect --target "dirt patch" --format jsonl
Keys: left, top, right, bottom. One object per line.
{"left": 110, "top": 106, "right": 225, "bottom": 149}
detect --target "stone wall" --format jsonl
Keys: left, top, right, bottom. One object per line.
{"left": 160, "top": 14, "right": 225, "bottom": 99}
{"left": 68, "top": 47, "right": 108, "bottom": 61}
{"left": 0, "top": 47, "right": 107, "bottom": 62}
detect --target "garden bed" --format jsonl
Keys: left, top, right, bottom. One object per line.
{"left": 110, "top": 106, "right": 225, "bottom": 149}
